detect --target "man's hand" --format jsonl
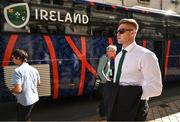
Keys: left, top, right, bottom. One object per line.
{"left": 107, "top": 77, "right": 113, "bottom": 82}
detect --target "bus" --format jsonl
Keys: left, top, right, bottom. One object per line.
{"left": 0, "top": 0, "right": 180, "bottom": 102}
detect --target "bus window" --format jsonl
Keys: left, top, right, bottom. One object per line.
{"left": 132, "top": 11, "right": 166, "bottom": 75}
{"left": 53, "top": 0, "right": 64, "bottom": 5}
{"left": 167, "top": 16, "right": 180, "bottom": 39}
{"left": 166, "top": 16, "right": 180, "bottom": 80}
{"left": 41, "top": 0, "right": 51, "bottom": 4}
{"left": 132, "top": 12, "right": 165, "bottom": 39}
{"left": 90, "top": 5, "right": 130, "bottom": 36}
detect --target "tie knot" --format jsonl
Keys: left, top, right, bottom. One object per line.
{"left": 122, "top": 49, "right": 127, "bottom": 54}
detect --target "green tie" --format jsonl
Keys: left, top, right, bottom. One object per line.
{"left": 115, "top": 49, "right": 127, "bottom": 83}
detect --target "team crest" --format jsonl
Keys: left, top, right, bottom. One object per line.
{"left": 4, "top": 3, "right": 30, "bottom": 28}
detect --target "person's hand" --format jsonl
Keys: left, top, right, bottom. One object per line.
{"left": 110, "top": 78, "right": 113, "bottom": 81}
{"left": 10, "top": 89, "right": 16, "bottom": 95}
{"left": 10, "top": 89, "right": 13, "bottom": 93}
{"left": 107, "top": 78, "right": 112, "bottom": 82}
{"left": 37, "top": 80, "right": 41, "bottom": 86}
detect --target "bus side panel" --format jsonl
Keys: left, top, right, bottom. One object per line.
{"left": 55, "top": 36, "right": 113, "bottom": 97}
{"left": 166, "top": 39, "right": 180, "bottom": 82}
{"left": 0, "top": 34, "right": 16, "bottom": 102}
{"left": 0, "top": 34, "right": 118, "bottom": 102}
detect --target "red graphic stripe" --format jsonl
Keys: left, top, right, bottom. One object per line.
{"left": 78, "top": 37, "right": 86, "bottom": 96}
{"left": 2, "top": 34, "right": 18, "bottom": 66}
{"left": 65, "top": 36, "right": 82, "bottom": 58}
{"left": 142, "top": 39, "right": 147, "bottom": 48}
{"left": 164, "top": 40, "right": 171, "bottom": 79}
{"left": 65, "top": 36, "right": 97, "bottom": 96}
{"left": 108, "top": 37, "right": 113, "bottom": 45}
{"left": 65, "top": 36, "right": 96, "bottom": 76}
{"left": 85, "top": 62, "right": 96, "bottom": 76}
{"left": 112, "top": 5, "right": 117, "bottom": 9}
{"left": 44, "top": 35, "right": 59, "bottom": 99}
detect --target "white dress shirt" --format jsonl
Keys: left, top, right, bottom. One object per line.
{"left": 114, "top": 41, "right": 163, "bottom": 100}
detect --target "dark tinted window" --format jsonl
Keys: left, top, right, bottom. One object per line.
{"left": 167, "top": 16, "right": 180, "bottom": 39}
{"left": 132, "top": 12, "right": 165, "bottom": 39}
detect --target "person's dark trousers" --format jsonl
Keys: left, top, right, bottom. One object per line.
{"left": 135, "top": 100, "right": 149, "bottom": 121}
{"left": 104, "top": 81, "right": 118, "bottom": 119}
{"left": 107, "top": 85, "right": 143, "bottom": 121}
{"left": 17, "top": 103, "right": 35, "bottom": 121}
{"left": 108, "top": 99, "right": 148, "bottom": 121}
{"left": 98, "top": 83, "right": 107, "bottom": 117}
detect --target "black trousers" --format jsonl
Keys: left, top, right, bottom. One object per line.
{"left": 98, "top": 82, "right": 115, "bottom": 117}
{"left": 135, "top": 100, "right": 149, "bottom": 121}
{"left": 98, "top": 83, "right": 107, "bottom": 117}
{"left": 107, "top": 85, "right": 149, "bottom": 121}
{"left": 104, "top": 82, "right": 118, "bottom": 118}
{"left": 17, "top": 103, "right": 35, "bottom": 121}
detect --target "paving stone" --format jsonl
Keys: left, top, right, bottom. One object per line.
{"left": 147, "top": 98, "right": 180, "bottom": 122}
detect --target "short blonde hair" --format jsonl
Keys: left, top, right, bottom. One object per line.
{"left": 106, "top": 45, "right": 117, "bottom": 52}
{"left": 119, "top": 18, "right": 139, "bottom": 31}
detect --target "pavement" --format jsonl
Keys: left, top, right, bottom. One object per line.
{"left": 147, "top": 96, "right": 180, "bottom": 122}
{"left": 1, "top": 96, "right": 180, "bottom": 121}
{"left": 1, "top": 81, "right": 180, "bottom": 121}
{"left": 94, "top": 82, "right": 180, "bottom": 122}
{"left": 90, "top": 96, "right": 180, "bottom": 122}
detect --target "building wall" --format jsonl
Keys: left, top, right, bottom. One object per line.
{"left": 103, "top": 0, "right": 122, "bottom": 6}
{"left": 101, "top": 0, "right": 180, "bottom": 14}
{"left": 123, "top": 0, "right": 180, "bottom": 14}
{"left": 28, "top": 0, "right": 180, "bottom": 14}
{"left": 162, "top": 0, "right": 180, "bottom": 14}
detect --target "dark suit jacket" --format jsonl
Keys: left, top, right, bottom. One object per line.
{"left": 106, "top": 84, "right": 142, "bottom": 121}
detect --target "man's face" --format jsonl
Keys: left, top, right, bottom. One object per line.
{"left": 116, "top": 23, "right": 135, "bottom": 46}
{"left": 12, "top": 56, "right": 21, "bottom": 65}
{"left": 107, "top": 50, "right": 116, "bottom": 59}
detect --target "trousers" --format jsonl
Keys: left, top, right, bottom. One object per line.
{"left": 107, "top": 85, "right": 148, "bottom": 121}
{"left": 17, "top": 103, "right": 35, "bottom": 121}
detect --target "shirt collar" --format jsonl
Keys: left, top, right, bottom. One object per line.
{"left": 122, "top": 41, "right": 136, "bottom": 53}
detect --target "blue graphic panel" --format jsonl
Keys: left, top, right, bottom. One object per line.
{"left": 0, "top": 34, "right": 123, "bottom": 101}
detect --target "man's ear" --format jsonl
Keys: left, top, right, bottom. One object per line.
{"left": 130, "top": 30, "right": 137, "bottom": 37}
{"left": 131, "top": 30, "right": 136, "bottom": 35}
{"left": 17, "top": 57, "right": 23, "bottom": 62}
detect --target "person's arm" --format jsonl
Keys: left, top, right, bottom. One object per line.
{"left": 37, "top": 80, "right": 41, "bottom": 86}
{"left": 97, "top": 55, "right": 109, "bottom": 81}
{"left": 140, "top": 52, "right": 163, "bottom": 99}
{"left": 11, "top": 84, "right": 22, "bottom": 94}
{"left": 11, "top": 71, "right": 22, "bottom": 94}
{"left": 36, "top": 70, "right": 41, "bottom": 86}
